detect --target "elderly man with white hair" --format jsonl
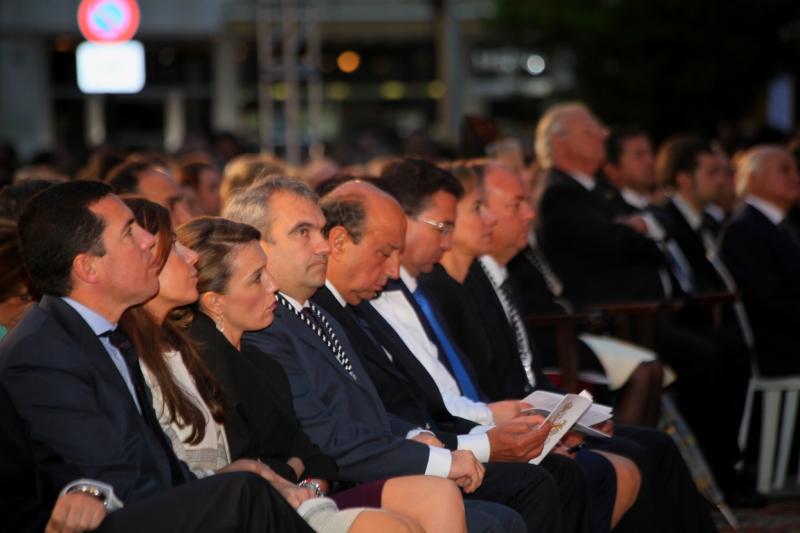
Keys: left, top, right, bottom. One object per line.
{"left": 720, "top": 145, "right": 800, "bottom": 377}
{"left": 534, "top": 102, "right": 667, "bottom": 305}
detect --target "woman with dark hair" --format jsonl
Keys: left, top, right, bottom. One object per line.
{"left": 0, "top": 220, "right": 34, "bottom": 340}
{"left": 178, "top": 216, "right": 468, "bottom": 533}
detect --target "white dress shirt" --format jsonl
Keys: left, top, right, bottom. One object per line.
{"left": 369, "top": 269, "right": 495, "bottom": 429}
{"left": 745, "top": 195, "right": 786, "bottom": 226}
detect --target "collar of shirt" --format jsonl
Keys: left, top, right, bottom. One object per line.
{"left": 621, "top": 187, "right": 651, "bottom": 210}
{"left": 280, "top": 292, "right": 308, "bottom": 313}
{"left": 399, "top": 267, "right": 418, "bottom": 293}
{"left": 61, "top": 296, "right": 116, "bottom": 335}
{"left": 705, "top": 203, "right": 726, "bottom": 223}
{"left": 478, "top": 255, "right": 508, "bottom": 287}
{"left": 568, "top": 171, "right": 596, "bottom": 191}
{"left": 745, "top": 195, "right": 786, "bottom": 226}
{"left": 527, "top": 230, "right": 539, "bottom": 249}
{"left": 324, "top": 280, "right": 348, "bottom": 307}
{"left": 671, "top": 194, "right": 704, "bottom": 231}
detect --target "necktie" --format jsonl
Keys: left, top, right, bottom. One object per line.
{"left": 524, "top": 246, "right": 564, "bottom": 297}
{"left": 662, "top": 239, "right": 697, "bottom": 294}
{"left": 102, "top": 330, "right": 187, "bottom": 485}
{"left": 497, "top": 279, "right": 537, "bottom": 389}
{"left": 412, "top": 287, "right": 481, "bottom": 401}
{"left": 280, "top": 296, "right": 357, "bottom": 380}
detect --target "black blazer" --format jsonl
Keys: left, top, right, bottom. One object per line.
{"left": 537, "top": 168, "right": 666, "bottom": 304}
{"left": 654, "top": 199, "right": 725, "bottom": 293}
{"left": 0, "top": 296, "right": 192, "bottom": 503}
{"left": 418, "top": 262, "right": 553, "bottom": 402}
{"left": 0, "top": 382, "right": 66, "bottom": 531}
{"left": 720, "top": 204, "right": 800, "bottom": 375}
{"left": 313, "top": 286, "right": 478, "bottom": 449}
{"left": 189, "top": 312, "right": 338, "bottom": 482}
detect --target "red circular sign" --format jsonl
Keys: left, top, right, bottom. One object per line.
{"left": 78, "top": 0, "right": 140, "bottom": 43}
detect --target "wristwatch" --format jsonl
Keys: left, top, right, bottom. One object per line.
{"left": 297, "top": 478, "right": 324, "bottom": 498}
{"left": 67, "top": 483, "right": 107, "bottom": 504}
{"left": 61, "top": 479, "right": 124, "bottom": 511}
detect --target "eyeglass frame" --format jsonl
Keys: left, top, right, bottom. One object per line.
{"left": 416, "top": 217, "right": 455, "bottom": 235}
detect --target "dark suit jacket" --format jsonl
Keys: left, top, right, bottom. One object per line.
{"left": 313, "top": 285, "right": 477, "bottom": 449}
{"left": 459, "top": 262, "right": 556, "bottom": 400}
{"left": 654, "top": 199, "right": 725, "bottom": 293}
{"left": 242, "top": 300, "right": 431, "bottom": 483}
{"left": 0, "top": 382, "right": 63, "bottom": 531}
{"left": 0, "top": 296, "right": 192, "bottom": 503}
{"left": 720, "top": 204, "right": 800, "bottom": 375}
{"left": 189, "top": 312, "right": 338, "bottom": 482}
{"left": 537, "top": 168, "right": 666, "bottom": 304}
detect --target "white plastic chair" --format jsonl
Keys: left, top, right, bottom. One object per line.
{"left": 737, "top": 365, "right": 800, "bottom": 493}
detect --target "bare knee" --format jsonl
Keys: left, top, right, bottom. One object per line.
{"left": 350, "top": 510, "right": 424, "bottom": 533}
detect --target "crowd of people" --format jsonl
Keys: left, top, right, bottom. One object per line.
{"left": 1, "top": 100, "right": 799, "bottom": 533}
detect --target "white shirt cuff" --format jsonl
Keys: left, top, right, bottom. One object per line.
{"left": 457, "top": 433, "right": 491, "bottom": 463}
{"left": 406, "top": 427, "right": 435, "bottom": 440}
{"left": 424, "top": 446, "right": 452, "bottom": 478}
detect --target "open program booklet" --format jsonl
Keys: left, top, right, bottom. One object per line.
{"left": 524, "top": 390, "right": 613, "bottom": 465}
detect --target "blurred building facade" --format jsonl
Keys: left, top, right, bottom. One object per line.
{"left": 0, "top": 0, "right": 565, "bottom": 161}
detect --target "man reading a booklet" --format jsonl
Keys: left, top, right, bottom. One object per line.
{"left": 370, "top": 158, "right": 717, "bottom": 533}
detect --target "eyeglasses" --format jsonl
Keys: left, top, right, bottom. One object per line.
{"left": 417, "top": 218, "right": 455, "bottom": 235}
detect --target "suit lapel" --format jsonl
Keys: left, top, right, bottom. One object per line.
{"left": 40, "top": 297, "right": 140, "bottom": 411}
{"left": 276, "top": 304, "right": 375, "bottom": 395}
{"left": 312, "top": 288, "right": 413, "bottom": 388}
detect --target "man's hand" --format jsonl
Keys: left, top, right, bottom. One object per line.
{"left": 593, "top": 420, "right": 615, "bottom": 436}
{"left": 46, "top": 493, "right": 107, "bottom": 533}
{"left": 487, "top": 415, "right": 552, "bottom": 462}
{"left": 412, "top": 432, "right": 445, "bottom": 447}
{"left": 614, "top": 214, "right": 648, "bottom": 234}
{"left": 447, "top": 450, "right": 485, "bottom": 494}
{"left": 488, "top": 400, "right": 532, "bottom": 424}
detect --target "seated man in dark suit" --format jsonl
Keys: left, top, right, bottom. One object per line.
{"left": 535, "top": 104, "right": 667, "bottom": 306}
{"left": 225, "top": 177, "right": 556, "bottom": 533}
{"left": 721, "top": 144, "right": 800, "bottom": 377}
{"left": 0, "top": 181, "right": 315, "bottom": 533}
{"left": 312, "top": 179, "right": 599, "bottom": 533}
{"left": 535, "top": 105, "right": 760, "bottom": 507}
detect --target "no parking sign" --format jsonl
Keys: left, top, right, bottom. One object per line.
{"left": 78, "top": 0, "right": 141, "bottom": 43}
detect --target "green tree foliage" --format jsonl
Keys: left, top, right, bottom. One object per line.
{"left": 493, "top": 0, "right": 800, "bottom": 138}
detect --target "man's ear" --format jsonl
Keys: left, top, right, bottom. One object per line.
{"left": 72, "top": 253, "right": 100, "bottom": 285}
{"left": 328, "top": 226, "right": 350, "bottom": 259}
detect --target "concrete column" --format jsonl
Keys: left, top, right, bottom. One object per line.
{"left": 164, "top": 89, "right": 186, "bottom": 152}
{"left": 212, "top": 34, "right": 239, "bottom": 133}
{"left": 435, "top": 0, "right": 463, "bottom": 146}
{"left": 85, "top": 95, "right": 106, "bottom": 147}
{"left": 0, "top": 37, "right": 53, "bottom": 159}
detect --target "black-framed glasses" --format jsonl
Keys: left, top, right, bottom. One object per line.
{"left": 417, "top": 218, "right": 455, "bottom": 235}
